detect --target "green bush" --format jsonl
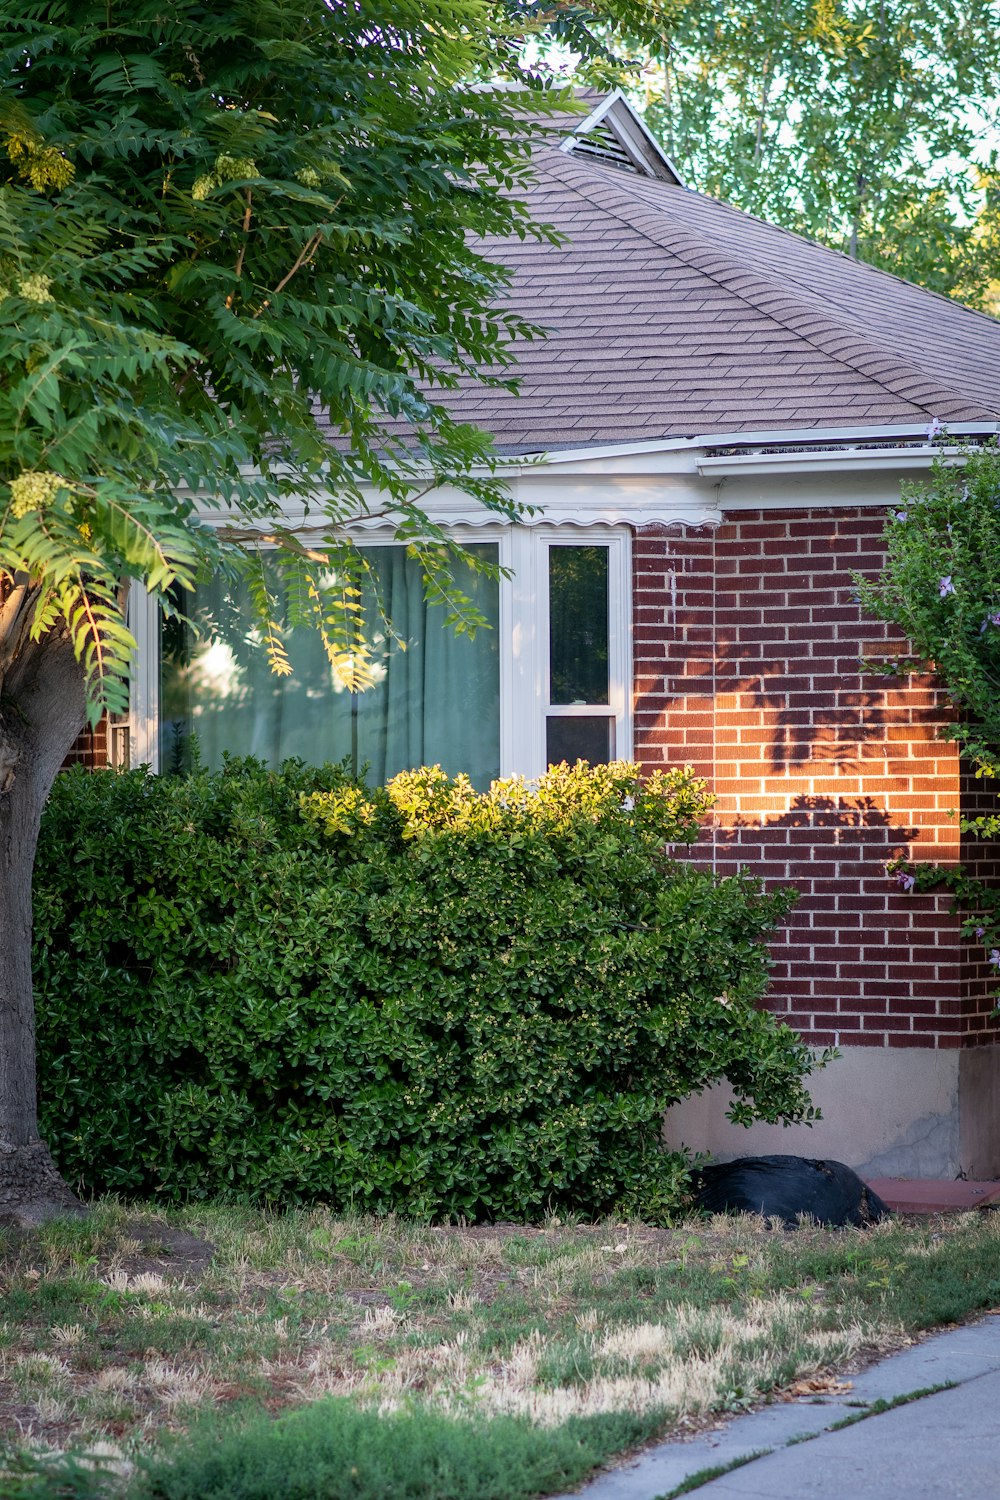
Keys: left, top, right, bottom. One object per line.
{"left": 33, "top": 760, "right": 815, "bottom": 1220}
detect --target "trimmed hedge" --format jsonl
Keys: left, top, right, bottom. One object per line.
{"left": 33, "top": 760, "right": 815, "bottom": 1220}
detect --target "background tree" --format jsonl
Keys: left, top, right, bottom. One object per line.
{"left": 0, "top": 0, "right": 559, "bottom": 1220}
{"left": 500, "top": 1, "right": 684, "bottom": 78}
{"left": 624, "top": 0, "right": 1000, "bottom": 310}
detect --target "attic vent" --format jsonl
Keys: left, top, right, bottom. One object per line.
{"left": 560, "top": 92, "right": 686, "bottom": 186}
{"left": 569, "top": 121, "right": 639, "bottom": 174}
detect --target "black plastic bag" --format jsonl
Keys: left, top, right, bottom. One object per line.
{"left": 692, "top": 1154, "right": 891, "bottom": 1228}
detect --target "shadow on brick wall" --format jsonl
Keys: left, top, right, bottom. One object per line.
{"left": 723, "top": 660, "right": 949, "bottom": 778}
{"left": 675, "top": 794, "right": 978, "bottom": 1047}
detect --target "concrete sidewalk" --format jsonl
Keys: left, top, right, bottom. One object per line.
{"left": 551, "top": 1314, "right": 1000, "bottom": 1500}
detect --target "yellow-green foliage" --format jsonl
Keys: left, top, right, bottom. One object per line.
{"left": 34, "top": 761, "right": 812, "bottom": 1221}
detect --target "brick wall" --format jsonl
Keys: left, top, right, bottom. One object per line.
{"left": 61, "top": 719, "right": 110, "bottom": 770}
{"left": 633, "top": 507, "right": 1000, "bottom": 1052}
{"left": 959, "top": 757, "right": 1000, "bottom": 1044}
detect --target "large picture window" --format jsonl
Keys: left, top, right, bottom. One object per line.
{"left": 160, "top": 546, "right": 501, "bottom": 787}
{"left": 134, "top": 525, "right": 631, "bottom": 783}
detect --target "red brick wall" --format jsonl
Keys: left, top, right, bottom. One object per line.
{"left": 959, "top": 757, "right": 1000, "bottom": 1044}
{"left": 633, "top": 507, "right": 1000, "bottom": 1052}
{"left": 61, "top": 719, "right": 109, "bottom": 770}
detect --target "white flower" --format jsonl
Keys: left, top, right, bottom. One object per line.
{"left": 215, "top": 154, "right": 258, "bottom": 182}
{"left": 18, "top": 273, "right": 54, "bottom": 304}
{"left": 8, "top": 470, "right": 66, "bottom": 518}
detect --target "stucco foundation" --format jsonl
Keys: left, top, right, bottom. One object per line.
{"left": 664, "top": 1045, "right": 1000, "bottom": 1180}
{"left": 959, "top": 1047, "right": 1000, "bottom": 1180}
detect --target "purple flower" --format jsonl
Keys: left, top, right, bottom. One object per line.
{"left": 939, "top": 576, "right": 955, "bottom": 597}
{"left": 893, "top": 509, "right": 908, "bottom": 522}
{"left": 991, "top": 949, "right": 1000, "bottom": 969}
{"left": 926, "top": 417, "right": 942, "bottom": 440}
{"left": 976, "top": 926, "right": 986, "bottom": 938}
{"left": 992, "top": 612, "right": 1000, "bottom": 626}
{"left": 896, "top": 870, "right": 916, "bottom": 892}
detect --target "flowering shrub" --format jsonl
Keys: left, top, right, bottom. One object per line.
{"left": 33, "top": 760, "right": 815, "bottom": 1220}
{"left": 857, "top": 444, "right": 1000, "bottom": 984}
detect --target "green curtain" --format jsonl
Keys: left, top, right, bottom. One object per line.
{"left": 160, "top": 546, "right": 501, "bottom": 787}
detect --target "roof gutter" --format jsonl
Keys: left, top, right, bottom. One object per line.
{"left": 696, "top": 445, "right": 977, "bottom": 478}
{"left": 524, "top": 421, "right": 999, "bottom": 476}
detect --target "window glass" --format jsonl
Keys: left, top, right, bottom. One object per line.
{"left": 160, "top": 546, "right": 501, "bottom": 787}
{"left": 546, "top": 715, "right": 614, "bottom": 768}
{"left": 549, "top": 545, "right": 609, "bottom": 705}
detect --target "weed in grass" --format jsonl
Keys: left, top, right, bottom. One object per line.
{"left": 115, "top": 1315, "right": 219, "bottom": 1358}
{"left": 49, "top": 1324, "right": 87, "bottom": 1349}
{"left": 534, "top": 1342, "right": 597, "bottom": 1390}
{"left": 131, "top": 1398, "right": 660, "bottom": 1500}
{"left": 11, "top": 1353, "right": 70, "bottom": 1400}
{"left": 0, "top": 1441, "right": 124, "bottom": 1500}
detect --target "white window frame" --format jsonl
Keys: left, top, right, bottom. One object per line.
{"left": 131, "top": 522, "right": 632, "bottom": 780}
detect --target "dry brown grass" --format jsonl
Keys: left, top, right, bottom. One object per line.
{"left": 1, "top": 1200, "right": 997, "bottom": 1468}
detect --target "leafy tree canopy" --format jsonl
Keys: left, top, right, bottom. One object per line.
{"left": 0, "top": 0, "right": 560, "bottom": 720}
{"left": 857, "top": 444, "right": 1000, "bottom": 783}
{"left": 500, "top": 0, "right": 682, "bottom": 76}
{"left": 617, "top": 0, "right": 1000, "bottom": 309}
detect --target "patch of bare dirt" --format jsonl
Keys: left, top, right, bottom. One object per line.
{"left": 116, "top": 1221, "right": 215, "bottom": 1277}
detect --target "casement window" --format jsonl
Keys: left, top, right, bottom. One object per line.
{"left": 132, "top": 524, "right": 631, "bottom": 783}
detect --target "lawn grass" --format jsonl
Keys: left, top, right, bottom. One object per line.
{"left": 1, "top": 1201, "right": 999, "bottom": 1496}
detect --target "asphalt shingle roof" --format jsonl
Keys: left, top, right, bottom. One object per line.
{"left": 350, "top": 102, "right": 1000, "bottom": 454}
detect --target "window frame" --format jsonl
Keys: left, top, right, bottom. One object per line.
{"left": 130, "top": 522, "right": 632, "bottom": 780}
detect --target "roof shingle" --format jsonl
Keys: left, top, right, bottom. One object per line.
{"left": 343, "top": 100, "right": 1000, "bottom": 453}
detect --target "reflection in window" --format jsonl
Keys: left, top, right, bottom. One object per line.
{"left": 161, "top": 546, "right": 501, "bottom": 787}
{"left": 549, "top": 545, "right": 609, "bottom": 705}
{"left": 546, "top": 716, "right": 614, "bottom": 767}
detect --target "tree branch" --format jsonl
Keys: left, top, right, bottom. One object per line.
{"left": 254, "top": 231, "right": 324, "bottom": 319}
{"left": 225, "top": 189, "right": 254, "bottom": 311}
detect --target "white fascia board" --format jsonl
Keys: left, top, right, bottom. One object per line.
{"left": 717, "top": 469, "right": 924, "bottom": 512}
{"left": 181, "top": 419, "right": 995, "bottom": 532}
{"left": 507, "top": 436, "right": 705, "bottom": 469}
{"left": 557, "top": 86, "right": 621, "bottom": 142}
{"left": 208, "top": 473, "right": 718, "bottom": 534}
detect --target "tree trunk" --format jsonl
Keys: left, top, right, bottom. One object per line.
{"left": 0, "top": 629, "right": 88, "bottom": 1224}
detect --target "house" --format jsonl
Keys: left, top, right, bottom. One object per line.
{"left": 66, "top": 90, "right": 1000, "bottom": 1180}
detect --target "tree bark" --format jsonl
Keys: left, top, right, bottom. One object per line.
{"left": 0, "top": 628, "right": 88, "bottom": 1224}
